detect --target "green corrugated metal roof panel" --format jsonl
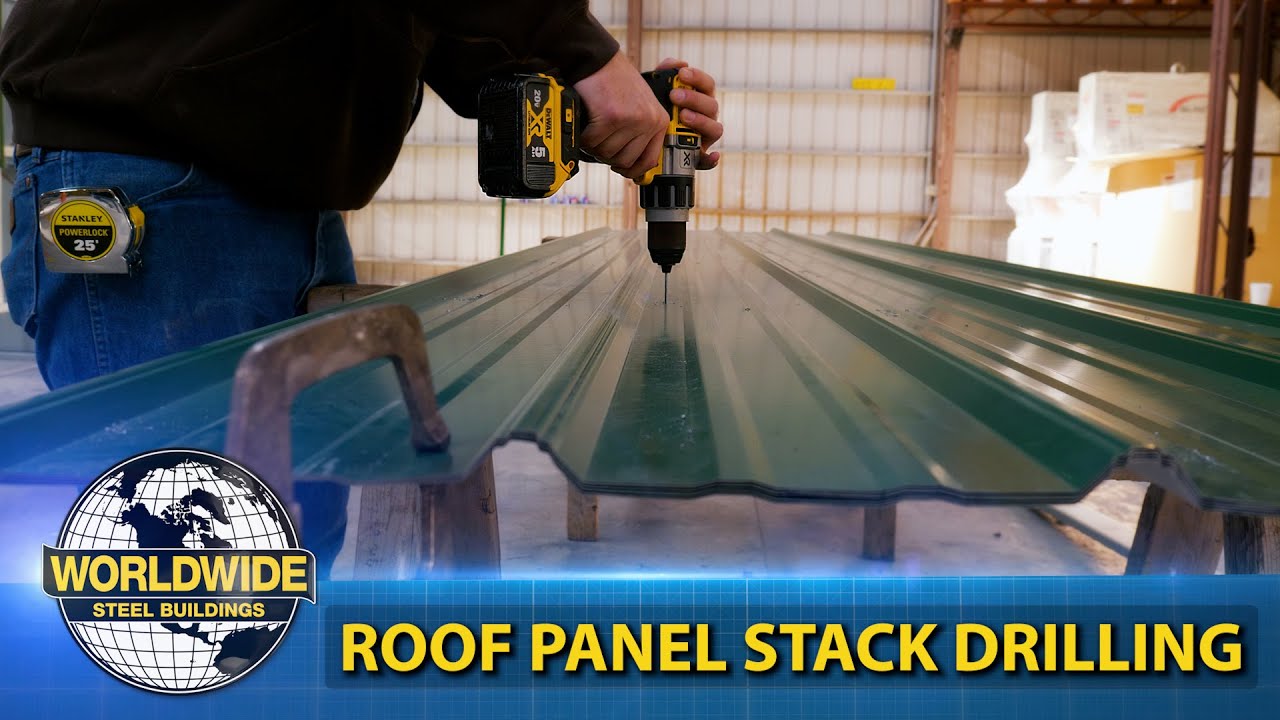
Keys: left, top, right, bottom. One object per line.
{"left": 1, "top": 229, "right": 1278, "bottom": 512}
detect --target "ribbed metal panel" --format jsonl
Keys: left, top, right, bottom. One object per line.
{"left": 1, "top": 231, "right": 1277, "bottom": 515}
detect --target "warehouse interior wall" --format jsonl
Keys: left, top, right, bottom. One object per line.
{"left": 949, "top": 33, "right": 1211, "bottom": 259}
{"left": 346, "top": 0, "right": 1216, "bottom": 281}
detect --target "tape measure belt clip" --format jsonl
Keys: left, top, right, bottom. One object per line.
{"left": 37, "top": 187, "right": 145, "bottom": 274}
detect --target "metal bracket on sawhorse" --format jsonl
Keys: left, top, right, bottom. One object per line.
{"left": 224, "top": 302, "right": 498, "bottom": 578}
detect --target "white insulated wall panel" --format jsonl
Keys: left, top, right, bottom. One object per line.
{"left": 403, "top": 94, "right": 477, "bottom": 146}
{"left": 643, "top": 30, "right": 932, "bottom": 91}
{"left": 959, "top": 35, "right": 1211, "bottom": 93}
{"left": 952, "top": 156, "right": 1024, "bottom": 220}
{"left": 349, "top": 203, "right": 641, "bottom": 264}
{"left": 590, "top": 0, "right": 627, "bottom": 26}
{"left": 374, "top": 146, "right": 627, "bottom": 206}
{"left": 947, "top": 219, "right": 1011, "bottom": 261}
{"left": 719, "top": 90, "right": 929, "bottom": 154}
{"left": 698, "top": 152, "right": 925, "bottom": 215}
{"left": 699, "top": 210, "right": 917, "bottom": 240}
{"left": 955, "top": 95, "right": 1029, "bottom": 156}
{"left": 502, "top": 206, "right": 627, "bottom": 253}
{"left": 347, "top": 203, "right": 501, "bottom": 265}
{"left": 646, "top": 4, "right": 934, "bottom": 244}
{"left": 646, "top": 0, "right": 934, "bottom": 31}
{"left": 347, "top": 202, "right": 628, "bottom": 265}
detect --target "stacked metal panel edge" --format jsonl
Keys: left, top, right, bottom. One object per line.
{"left": 0, "top": 229, "right": 1277, "bottom": 513}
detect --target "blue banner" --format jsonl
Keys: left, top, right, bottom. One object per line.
{"left": 2, "top": 576, "right": 1277, "bottom": 719}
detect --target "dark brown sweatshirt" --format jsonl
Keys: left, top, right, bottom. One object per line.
{"left": 0, "top": 1, "right": 619, "bottom": 209}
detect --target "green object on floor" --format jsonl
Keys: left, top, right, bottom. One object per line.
{"left": 0, "top": 230, "right": 1278, "bottom": 514}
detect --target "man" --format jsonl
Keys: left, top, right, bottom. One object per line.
{"left": 0, "top": 2, "right": 723, "bottom": 572}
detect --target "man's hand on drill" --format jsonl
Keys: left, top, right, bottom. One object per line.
{"left": 574, "top": 52, "right": 723, "bottom": 180}
{"left": 574, "top": 52, "right": 669, "bottom": 181}
{"left": 655, "top": 57, "right": 723, "bottom": 170}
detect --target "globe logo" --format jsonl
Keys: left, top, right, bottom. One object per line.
{"left": 42, "top": 449, "right": 316, "bottom": 694}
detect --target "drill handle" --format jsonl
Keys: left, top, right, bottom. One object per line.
{"left": 643, "top": 68, "right": 681, "bottom": 119}
{"left": 568, "top": 69, "right": 701, "bottom": 181}
{"left": 560, "top": 86, "right": 603, "bottom": 166}
{"left": 638, "top": 69, "right": 701, "bottom": 186}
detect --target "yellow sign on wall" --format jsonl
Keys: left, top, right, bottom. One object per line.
{"left": 852, "top": 77, "right": 897, "bottom": 91}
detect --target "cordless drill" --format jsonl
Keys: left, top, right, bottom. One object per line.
{"left": 477, "top": 69, "right": 700, "bottom": 301}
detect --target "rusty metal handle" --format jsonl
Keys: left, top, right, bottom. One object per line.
{"left": 225, "top": 303, "right": 451, "bottom": 514}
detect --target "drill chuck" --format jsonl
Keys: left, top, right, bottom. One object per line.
{"left": 643, "top": 175, "right": 693, "bottom": 273}
{"left": 647, "top": 222, "right": 686, "bottom": 274}
{"left": 639, "top": 175, "right": 695, "bottom": 223}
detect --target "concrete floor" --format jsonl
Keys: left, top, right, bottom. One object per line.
{"left": 0, "top": 352, "right": 48, "bottom": 403}
{"left": 0, "top": 353, "right": 1135, "bottom": 582}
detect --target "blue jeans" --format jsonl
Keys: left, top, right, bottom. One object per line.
{"left": 3, "top": 148, "right": 354, "bottom": 576}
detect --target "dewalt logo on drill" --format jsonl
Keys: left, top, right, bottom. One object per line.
{"left": 526, "top": 87, "right": 553, "bottom": 159}
{"left": 43, "top": 449, "right": 316, "bottom": 694}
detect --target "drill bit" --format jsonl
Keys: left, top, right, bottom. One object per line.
{"left": 648, "top": 221, "right": 685, "bottom": 306}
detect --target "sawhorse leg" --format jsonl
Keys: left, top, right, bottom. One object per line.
{"left": 1224, "top": 515, "right": 1280, "bottom": 574}
{"left": 345, "top": 454, "right": 501, "bottom": 579}
{"left": 420, "top": 453, "right": 502, "bottom": 577}
{"left": 1126, "top": 485, "right": 1280, "bottom": 575}
{"left": 862, "top": 505, "right": 897, "bottom": 562}
{"left": 567, "top": 483, "right": 599, "bottom": 541}
{"left": 1125, "top": 485, "right": 1222, "bottom": 575}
